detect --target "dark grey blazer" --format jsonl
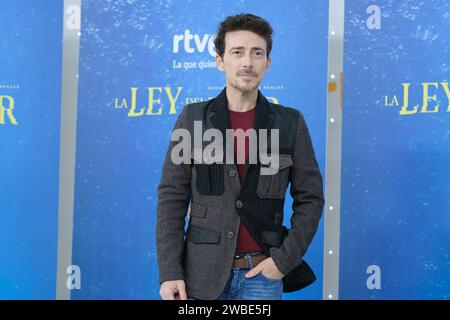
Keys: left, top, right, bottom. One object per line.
{"left": 157, "top": 89, "right": 325, "bottom": 300}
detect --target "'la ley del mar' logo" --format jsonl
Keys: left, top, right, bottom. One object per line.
{"left": 0, "top": 95, "right": 18, "bottom": 125}
{"left": 170, "top": 121, "right": 282, "bottom": 175}
{"left": 385, "top": 81, "right": 450, "bottom": 115}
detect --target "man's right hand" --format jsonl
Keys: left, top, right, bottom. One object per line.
{"left": 160, "top": 280, "right": 187, "bottom": 300}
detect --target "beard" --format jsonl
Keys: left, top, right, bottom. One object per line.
{"left": 229, "top": 74, "right": 260, "bottom": 93}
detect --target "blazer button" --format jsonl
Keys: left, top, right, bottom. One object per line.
{"left": 229, "top": 168, "right": 236, "bottom": 178}
{"left": 235, "top": 200, "right": 243, "bottom": 209}
{"left": 226, "top": 231, "right": 235, "bottom": 239}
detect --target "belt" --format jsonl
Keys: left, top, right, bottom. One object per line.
{"left": 232, "top": 254, "right": 267, "bottom": 269}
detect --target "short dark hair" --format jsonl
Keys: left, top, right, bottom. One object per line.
{"left": 214, "top": 13, "right": 273, "bottom": 59}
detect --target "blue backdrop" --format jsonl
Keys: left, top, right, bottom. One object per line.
{"left": 341, "top": 0, "right": 450, "bottom": 299}
{"left": 72, "top": 0, "right": 329, "bottom": 299}
{"left": 0, "top": 0, "right": 63, "bottom": 299}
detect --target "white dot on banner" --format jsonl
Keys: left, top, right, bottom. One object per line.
{"left": 329, "top": 206, "right": 334, "bottom": 210}
{"left": 330, "top": 74, "right": 335, "bottom": 79}
{"left": 328, "top": 294, "right": 333, "bottom": 299}
{"left": 330, "top": 118, "right": 335, "bottom": 123}
{"left": 329, "top": 250, "right": 333, "bottom": 255}
{"left": 331, "top": 30, "right": 336, "bottom": 35}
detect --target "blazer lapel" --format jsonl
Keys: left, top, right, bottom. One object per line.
{"left": 209, "top": 87, "right": 275, "bottom": 141}
{"left": 207, "top": 87, "right": 275, "bottom": 189}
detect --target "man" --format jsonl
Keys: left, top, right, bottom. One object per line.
{"left": 157, "top": 13, "right": 324, "bottom": 300}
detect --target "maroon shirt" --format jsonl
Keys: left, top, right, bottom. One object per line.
{"left": 228, "top": 107, "right": 263, "bottom": 254}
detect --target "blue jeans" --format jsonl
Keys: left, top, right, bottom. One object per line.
{"left": 217, "top": 252, "right": 283, "bottom": 300}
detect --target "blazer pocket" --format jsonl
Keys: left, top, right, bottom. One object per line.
{"left": 186, "top": 223, "right": 220, "bottom": 244}
{"left": 190, "top": 203, "right": 207, "bottom": 219}
{"left": 257, "top": 154, "right": 293, "bottom": 199}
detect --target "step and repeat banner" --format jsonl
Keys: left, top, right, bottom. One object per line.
{"left": 0, "top": 0, "right": 63, "bottom": 299}
{"left": 71, "top": 0, "right": 329, "bottom": 299}
{"left": 341, "top": 0, "right": 450, "bottom": 299}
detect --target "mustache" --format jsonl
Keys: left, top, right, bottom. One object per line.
{"left": 237, "top": 70, "right": 258, "bottom": 77}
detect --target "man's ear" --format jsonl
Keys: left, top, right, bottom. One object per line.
{"left": 216, "top": 54, "right": 224, "bottom": 71}
{"left": 265, "top": 55, "right": 272, "bottom": 71}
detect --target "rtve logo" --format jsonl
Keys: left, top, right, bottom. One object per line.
{"left": 173, "top": 30, "right": 216, "bottom": 57}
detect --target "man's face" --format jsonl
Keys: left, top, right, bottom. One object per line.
{"left": 216, "top": 30, "right": 271, "bottom": 93}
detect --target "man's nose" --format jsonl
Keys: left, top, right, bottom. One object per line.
{"left": 241, "top": 52, "right": 254, "bottom": 68}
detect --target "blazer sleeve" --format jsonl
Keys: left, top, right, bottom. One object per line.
{"left": 156, "top": 105, "right": 192, "bottom": 283}
{"left": 269, "top": 111, "right": 325, "bottom": 276}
